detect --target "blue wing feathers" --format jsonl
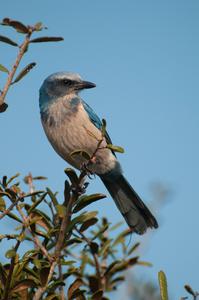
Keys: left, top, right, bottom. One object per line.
{"left": 82, "top": 101, "right": 115, "bottom": 155}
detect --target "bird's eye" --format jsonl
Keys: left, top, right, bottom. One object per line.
{"left": 63, "top": 79, "right": 73, "bottom": 86}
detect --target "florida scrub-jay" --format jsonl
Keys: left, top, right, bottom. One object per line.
{"left": 39, "top": 72, "right": 158, "bottom": 234}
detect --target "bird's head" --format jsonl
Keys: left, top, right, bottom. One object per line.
{"left": 40, "top": 72, "right": 96, "bottom": 99}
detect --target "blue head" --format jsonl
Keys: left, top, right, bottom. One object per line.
{"left": 39, "top": 72, "right": 96, "bottom": 112}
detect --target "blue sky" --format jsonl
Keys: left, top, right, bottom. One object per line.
{"left": 1, "top": 1, "right": 199, "bottom": 298}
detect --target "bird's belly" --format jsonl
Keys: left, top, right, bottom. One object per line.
{"left": 42, "top": 115, "right": 117, "bottom": 175}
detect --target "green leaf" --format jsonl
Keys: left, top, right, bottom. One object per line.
{"left": 65, "top": 238, "right": 83, "bottom": 247}
{"left": 60, "top": 260, "right": 76, "bottom": 266}
{"left": 12, "top": 62, "right": 36, "bottom": 84}
{"left": 90, "top": 242, "right": 99, "bottom": 254}
{"left": 30, "top": 36, "right": 64, "bottom": 43}
{"left": 110, "top": 276, "right": 125, "bottom": 286}
{"left": 0, "top": 35, "right": 18, "bottom": 46}
{"left": 113, "top": 229, "right": 131, "bottom": 246}
{"left": 137, "top": 260, "right": 152, "bottom": 267}
{"left": 106, "top": 144, "right": 124, "bottom": 153}
{"left": 64, "top": 168, "right": 79, "bottom": 186}
{"left": 32, "top": 176, "right": 47, "bottom": 180}
{"left": 7, "top": 212, "right": 22, "bottom": 223}
{"left": 73, "top": 194, "right": 106, "bottom": 213}
{"left": 80, "top": 217, "right": 98, "bottom": 232}
{"left": 0, "top": 197, "right": 6, "bottom": 211}
{"left": 67, "top": 211, "right": 98, "bottom": 233}
{"left": 0, "top": 102, "right": 8, "bottom": 113}
{"left": 56, "top": 204, "right": 66, "bottom": 218}
{"left": 27, "top": 192, "right": 47, "bottom": 213}
{"left": 158, "top": 270, "right": 169, "bottom": 300}
{"left": 101, "top": 119, "right": 107, "bottom": 137}
{"left": 1, "top": 18, "right": 29, "bottom": 33}
{"left": 5, "top": 248, "right": 16, "bottom": 258}
{"left": 104, "top": 261, "right": 121, "bottom": 277}
{"left": 23, "top": 190, "right": 44, "bottom": 198}
{"left": 45, "top": 295, "right": 60, "bottom": 300}
{"left": 47, "top": 280, "right": 65, "bottom": 292}
{"left": 46, "top": 187, "right": 58, "bottom": 207}
{"left": 127, "top": 242, "right": 140, "bottom": 255}
{"left": 98, "top": 240, "right": 111, "bottom": 257}
{"left": 184, "top": 285, "right": 196, "bottom": 296}
{"left": 0, "top": 63, "right": 9, "bottom": 73}
{"left": 7, "top": 173, "right": 20, "bottom": 185}
{"left": 68, "top": 278, "right": 83, "bottom": 300}
{"left": 91, "top": 289, "right": 103, "bottom": 299}
{"left": 11, "top": 279, "right": 36, "bottom": 292}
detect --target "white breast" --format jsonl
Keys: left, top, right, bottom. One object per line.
{"left": 42, "top": 100, "right": 118, "bottom": 175}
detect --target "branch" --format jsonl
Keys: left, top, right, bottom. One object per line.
{"left": 33, "top": 261, "right": 57, "bottom": 300}
{"left": 54, "top": 190, "right": 78, "bottom": 257}
{"left": 75, "top": 227, "right": 102, "bottom": 290}
{"left": 0, "top": 31, "right": 32, "bottom": 107}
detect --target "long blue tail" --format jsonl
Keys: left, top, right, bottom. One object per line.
{"left": 100, "top": 174, "right": 158, "bottom": 234}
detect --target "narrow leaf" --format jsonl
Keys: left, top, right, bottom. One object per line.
{"left": 90, "top": 242, "right": 99, "bottom": 254}
{"left": 158, "top": 270, "right": 169, "bottom": 300}
{"left": 1, "top": 18, "right": 29, "bottom": 33}
{"left": 73, "top": 193, "right": 106, "bottom": 213}
{"left": 0, "top": 103, "right": 8, "bottom": 113}
{"left": 12, "top": 279, "right": 36, "bottom": 292}
{"left": 68, "top": 278, "right": 83, "bottom": 300}
{"left": 0, "top": 197, "right": 6, "bottom": 211}
{"left": 101, "top": 119, "right": 107, "bottom": 137}
{"left": 5, "top": 248, "right": 16, "bottom": 258}
{"left": 106, "top": 144, "right": 124, "bottom": 153}
{"left": 127, "top": 242, "right": 140, "bottom": 255}
{"left": 7, "top": 173, "right": 20, "bottom": 185}
{"left": 0, "top": 63, "right": 9, "bottom": 73}
{"left": 64, "top": 168, "right": 79, "bottom": 186}
{"left": 80, "top": 217, "right": 98, "bottom": 232}
{"left": 30, "top": 36, "right": 64, "bottom": 43}
{"left": 56, "top": 204, "right": 66, "bottom": 218}
{"left": 27, "top": 192, "right": 47, "bottom": 213}
{"left": 46, "top": 187, "right": 58, "bottom": 207}
{"left": 12, "top": 62, "right": 36, "bottom": 84}
{"left": 91, "top": 290, "right": 103, "bottom": 300}
{"left": 137, "top": 260, "right": 152, "bottom": 267}
{"left": 32, "top": 176, "right": 47, "bottom": 180}
{"left": 184, "top": 285, "right": 196, "bottom": 296}
{"left": 7, "top": 212, "right": 22, "bottom": 223}
{"left": 0, "top": 35, "right": 18, "bottom": 46}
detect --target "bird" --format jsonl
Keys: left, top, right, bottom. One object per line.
{"left": 39, "top": 72, "right": 158, "bottom": 234}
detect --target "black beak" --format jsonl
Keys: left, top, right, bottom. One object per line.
{"left": 76, "top": 80, "right": 96, "bottom": 90}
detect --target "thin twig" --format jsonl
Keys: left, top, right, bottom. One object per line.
{"left": 54, "top": 191, "right": 78, "bottom": 257}
{"left": 0, "top": 196, "right": 21, "bottom": 220}
{"left": 16, "top": 204, "right": 52, "bottom": 261}
{"left": 0, "top": 30, "right": 32, "bottom": 106}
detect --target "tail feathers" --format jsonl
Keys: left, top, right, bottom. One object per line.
{"left": 100, "top": 174, "right": 158, "bottom": 235}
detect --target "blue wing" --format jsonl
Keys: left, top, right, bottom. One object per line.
{"left": 82, "top": 101, "right": 116, "bottom": 156}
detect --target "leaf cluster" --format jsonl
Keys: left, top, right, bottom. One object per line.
{"left": 0, "top": 171, "right": 146, "bottom": 300}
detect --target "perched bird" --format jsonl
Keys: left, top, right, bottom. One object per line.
{"left": 39, "top": 72, "right": 158, "bottom": 234}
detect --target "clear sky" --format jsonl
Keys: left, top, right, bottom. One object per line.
{"left": 1, "top": 1, "right": 199, "bottom": 298}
